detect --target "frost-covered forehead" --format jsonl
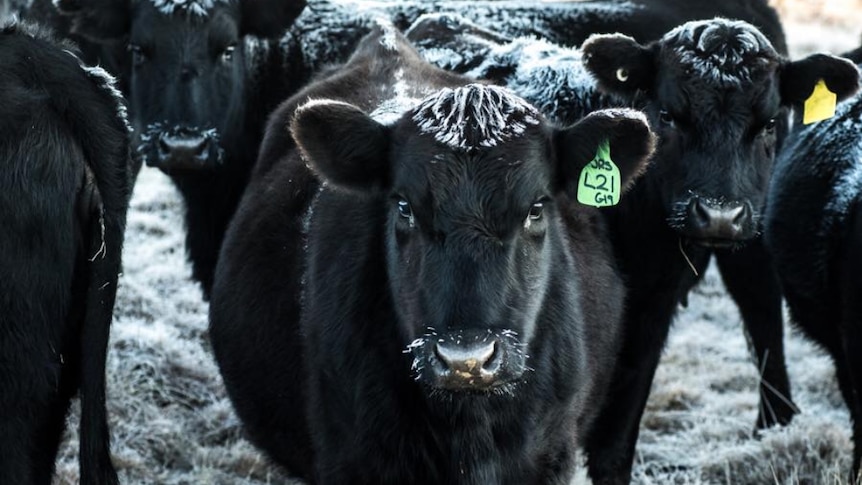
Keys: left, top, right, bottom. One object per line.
{"left": 145, "top": 0, "right": 232, "bottom": 17}
{"left": 410, "top": 84, "right": 541, "bottom": 150}
{"left": 662, "top": 18, "right": 779, "bottom": 88}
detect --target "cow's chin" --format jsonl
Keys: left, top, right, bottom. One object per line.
{"left": 685, "top": 237, "right": 750, "bottom": 250}
{"left": 428, "top": 371, "right": 524, "bottom": 394}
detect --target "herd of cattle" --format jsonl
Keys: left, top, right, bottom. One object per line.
{"left": 1, "top": 0, "right": 861, "bottom": 483}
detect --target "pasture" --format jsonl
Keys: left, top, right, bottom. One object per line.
{"left": 39, "top": 1, "right": 862, "bottom": 484}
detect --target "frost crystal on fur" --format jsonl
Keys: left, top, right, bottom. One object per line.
{"left": 411, "top": 84, "right": 540, "bottom": 150}
{"left": 148, "top": 0, "right": 229, "bottom": 17}
{"left": 77, "top": 61, "right": 132, "bottom": 134}
{"left": 664, "top": 18, "right": 779, "bottom": 88}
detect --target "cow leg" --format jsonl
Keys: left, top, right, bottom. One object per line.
{"left": 715, "top": 240, "right": 797, "bottom": 429}
{"left": 584, "top": 291, "right": 678, "bottom": 485}
{"left": 840, "top": 212, "right": 862, "bottom": 483}
{"left": 0, "top": 379, "right": 70, "bottom": 485}
{"left": 840, "top": 326, "right": 862, "bottom": 484}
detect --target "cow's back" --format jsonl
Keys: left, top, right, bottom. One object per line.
{"left": 766, "top": 87, "right": 862, "bottom": 325}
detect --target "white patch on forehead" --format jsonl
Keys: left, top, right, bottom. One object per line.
{"left": 411, "top": 84, "right": 541, "bottom": 150}
{"left": 664, "top": 18, "right": 778, "bottom": 88}
{"left": 368, "top": 68, "right": 425, "bottom": 125}
{"left": 148, "top": 0, "right": 230, "bottom": 17}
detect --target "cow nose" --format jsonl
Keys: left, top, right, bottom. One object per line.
{"left": 156, "top": 131, "right": 211, "bottom": 169}
{"left": 687, "top": 198, "right": 751, "bottom": 240}
{"left": 433, "top": 339, "right": 502, "bottom": 381}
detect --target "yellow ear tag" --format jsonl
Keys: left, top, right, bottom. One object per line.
{"left": 577, "top": 139, "right": 620, "bottom": 207}
{"left": 803, "top": 79, "right": 837, "bottom": 125}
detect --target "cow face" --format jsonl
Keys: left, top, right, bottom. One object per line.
{"left": 292, "top": 85, "right": 654, "bottom": 394}
{"left": 583, "top": 19, "right": 859, "bottom": 247}
{"left": 52, "top": 0, "right": 307, "bottom": 173}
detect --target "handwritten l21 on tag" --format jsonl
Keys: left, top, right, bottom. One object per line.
{"left": 577, "top": 139, "right": 620, "bottom": 207}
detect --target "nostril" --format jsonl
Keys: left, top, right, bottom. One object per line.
{"left": 691, "top": 199, "right": 711, "bottom": 227}
{"left": 481, "top": 341, "right": 501, "bottom": 372}
{"left": 157, "top": 135, "right": 171, "bottom": 156}
{"left": 730, "top": 204, "right": 749, "bottom": 227}
{"left": 192, "top": 138, "right": 209, "bottom": 156}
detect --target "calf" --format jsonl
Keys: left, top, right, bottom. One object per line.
{"left": 38, "top": 0, "right": 788, "bottom": 301}
{"left": 406, "top": 13, "right": 860, "bottom": 483}
{"left": 577, "top": 19, "right": 860, "bottom": 483}
{"left": 37, "top": 0, "right": 373, "bottom": 299}
{"left": 0, "top": 21, "right": 132, "bottom": 484}
{"left": 765, "top": 57, "right": 862, "bottom": 481}
{"left": 209, "top": 26, "right": 655, "bottom": 484}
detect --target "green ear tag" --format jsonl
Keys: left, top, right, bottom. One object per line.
{"left": 803, "top": 79, "right": 837, "bottom": 125}
{"left": 577, "top": 139, "right": 620, "bottom": 207}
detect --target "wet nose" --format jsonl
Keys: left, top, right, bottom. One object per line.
{"left": 686, "top": 198, "right": 751, "bottom": 240}
{"left": 155, "top": 130, "right": 211, "bottom": 169}
{"left": 433, "top": 339, "right": 502, "bottom": 381}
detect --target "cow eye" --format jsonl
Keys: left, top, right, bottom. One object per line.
{"left": 220, "top": 45, "right": 237, "bottom": 64}
{"left": 528, "top": 202, "right": 544, "bottom": 221}
{"left": 396, "top": 199, "right": 414, "bottom": 226}
{"left": 658, "top": 110, "right": 675, "bottom": 127}
{"left": 129, "top": 44, "right": 146, "bottom": 66}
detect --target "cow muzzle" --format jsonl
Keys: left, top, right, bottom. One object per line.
{"left": 408, "top": 329, "right": 526, "bottom": 392}
{"left": 679, "top": 197, "right": 756, "bottom": 247}
{"left": 139, "top": 125, "right": 224, "bottom": 173}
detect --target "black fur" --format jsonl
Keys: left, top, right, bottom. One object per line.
{"left": 209, "top": 28, "right": 655, "bottom": 484}
{"left": 377, "top": 0, "right": 786, "bottom": 52}
{"left": 24, "top": 0, "right": 786, "bottom": 304}
{"left": 26, "top": 0, "right": 377, "bottom": 300}
{"left": 0, "top": 21, "right": 132, "bottom": 485}
{"left": 579, "top": 19, "right": 861, "bottom": 485}
{"left": 765, "top": 56, "right": 862, "bottom": 482}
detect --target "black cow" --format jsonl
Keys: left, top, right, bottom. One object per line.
{"left": 36, "top": 0, "right": 786, "bottom": 300}
{"left": 575, "top": 20, "right": 860, "bottom": 484}
{"left": 209, "top": 26, "right": 656, "bottom": 484}
{"left": 0, "top": 21, "right": 132, "bottom": 485}
{"left": 369, "top": 0, "right": 787, "bottom": 53}
{"left": 765, "top": 55, "right": 862, "bottom": 482}
{"left": 405, "top": 13, "right": 860, "bottom": 483}
{"left": 34, "top": 0, "right": 377, "bottom": 299}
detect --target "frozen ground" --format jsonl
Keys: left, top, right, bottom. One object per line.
{"left": 50, "top": 2, "right": 862, "bottom": 484}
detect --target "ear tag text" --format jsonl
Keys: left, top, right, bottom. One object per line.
{"left": 803, "top": 79, "right": 837, "bottom": 125}
{"left": 577, "top": 139, "right": 620, "bottom": 207}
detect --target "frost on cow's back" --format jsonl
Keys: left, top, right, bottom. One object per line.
{"left": 470, "top": 37, "right": 608, "bottom": 125}
{"left": 147, "top": 0, "right": 230, "bottom": 17}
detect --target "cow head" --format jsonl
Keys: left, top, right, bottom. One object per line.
{"left": 53, "top": 0, "right": 307, "bottom": 173}
{"left": 292, "top": 84, "right": 654, "bottom": 394}
{"left": 583, "top": 18, "right": 859, "bottom": 247}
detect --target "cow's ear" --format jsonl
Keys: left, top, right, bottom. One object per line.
{"left": 582, "top": 33, "right": 656, "bottom": 98}
{"left": 780, "top": 53, "right": 860, "bottom": 107}
{"left": 54, "top": 0, "right": 131, "bottom": 42}
{"left": 291, "top": 100, "right": 390, "bottom": 192}
{"left": 241, "top": 0, "right": 307, "bottom": 38}
{"left": 555, "top": 109, "right": 655, "bottom": 203}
